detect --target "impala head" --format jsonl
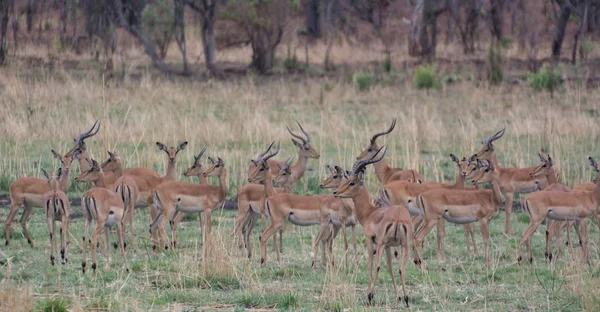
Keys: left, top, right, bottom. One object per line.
{"left": 274, "top": 156, "right": 293, "bottom": 186}
{"left": 66, "top": 120, "right": 101, "bottom": 156}
{"left": 101, "top": 151, "right": 122, "bottom": 172}
{"left": 476, "top": 126, "right": 506, "bottom": 160}
{"left": 75, "top": 159, "right": 102, "bottom": 182}
{"left": 248, "top": 141, "right": 280, "bottom": 184}
{"left": 320, "top": 165, "right": 349, "bottom": 189}
{"left": 357, "top": 118, "right": 395, "bottom": 160}
{"left": 529, "top": 154, "right": 554, "bottom": 178}
{"left": 41, "top": 168, "right": 61, "bottom": 190}
{"left": 183, "top": 148, "right": 207, "bottom": 177}
{"left": 156, "top": 141, "right": 188, "bottom": 165}
{"left": 287, "top": 120, "right": 319, "bottom": 159}
{"left": 450, "top": 154, "right": 475, "bottom": 178}
{"left": 334, "top": 146, "right": 386, "bottom": 198}
{"left": 204, "top": 156, "right": 226, "bottom": 177}
{"left": 52, "top": 148, "right": 79, "bottom": 173}
{"left": 471, "top": 158, "right": 498, "bottom": 185}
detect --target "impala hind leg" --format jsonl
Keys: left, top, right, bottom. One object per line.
{"left": 436, "top": 220, "right": 446, "bottom": 260}
{"left": 384, "top": 248, "right": 399, "bottom": 303}
{"left": 504, "top": 192, "right": 514, "bottom": 236}
{"left": 46, "top": 210, "right": 56, "bottom": 265}
{"left": 20, "top": 205, "right": 35, "bottom": 247}
{"left": 413, "top": 219, "right": 437, "bottom": 270}
{"left": 117, "top": 222, "right": 130, "bottom": 272}
{"left": 367, "top": 243, "right": 385, "bottom": 305}
{"left": 479, "top": 219, "right": 491, "bottom": 268}
{"left": 245, "top": 212, "right": 259, "bottom": 259}
{"left": 518, "top": 219, "right": 543, "bottom": 265}
{"left": 105, "top": 226, "right": 111, "bottom": 269}
{"left": 4, "top": 201, "right": 23, "bottom": 246}
{"left": 312, "top": 221, "right": 329, "bottom": 271}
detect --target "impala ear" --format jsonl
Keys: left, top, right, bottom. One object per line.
{"left": 357, "top": 171, "right": 365, "bottom": 185}
{"left": 57, "top": 168, "right": 62, "bottom": 181}
{"left": 291, "top": 138, "right": 302, "bottom": 148}
{"left": 208, "top": 156, "right": 215, "bottom": 164}
{"left": 108, "top": 151, "right": 115, "bottom": 158}
{"left": 547, "top": 155, "right": 553, "bottom": 166}
{"left": 52, "top": 150, "right": 63, "bottom": 162}
{"left": 217, "top": 157, "right": 224, "bottom": 164}
{"left": 450, "top": 154, "right": 460, "bottom": 165}
{"left": 156, "top": 142, "right": 168, "bottom": 152}
{"left": 177, "top": 141, "right": 188, "bottom": 153}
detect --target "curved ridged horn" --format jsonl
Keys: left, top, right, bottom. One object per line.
{"left": 41, "top": 168, "right": 50, "bottom": 180}
{"left": 538, "top": 153, "right": 546, "bottom": 162}
{"left": 481, "top": 125, "right": 506, "bottom": 145}
{"left": 589, "top": 157, "right": 599, "bottom": 171}
{"left": 194, "top": 147, "right": 207, "bottom": 163}
{"left": 287, "top": 125, "right": 307, "bottom": 145}
{"left": 263, "top": 142, "right": 281, "bottom": 162}
{"left": 76, "top": 120, "right": 101, "bottom": 145}
{"left": 352, "top": 146, "right": 387, "bottom": 176}
{"left": 256, "top": 141, "right": 275, "bottom": 162}
{"left": 295, "top": 120, "right": 311, "bottom": 143}
{"left": 370, "top": 119, "right": 396, "bottom": 144}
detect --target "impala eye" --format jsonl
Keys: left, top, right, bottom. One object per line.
{"left": 333, "top": 175, "right": 338, "bottom": 179}
{"left": 485, "top": 169, "right": 490, "bottom": 172}
{"left": 367, "top": 149, "right": 372, "bottom": 152}
{"left": 542, "top": 165, "right": 546, "bottom": 167}
{"left": 349, "top": 182, "right": 356, "bottom": 186}
{"left": 259, "top": 168, "right": 264, "bottom": 172}
{"left": 107, "top": 159, "right": 111, "bottom": 162}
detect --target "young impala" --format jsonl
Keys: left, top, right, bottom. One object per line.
{"left": 333, "top": 147, "right": 413, "bottom": 307}
{"left": 412, "top": 158, "right": 503, "bottom": 269}
{"left": 519, "top": 157, "right": 600, "bottom": 265}
{"left": 76, "top": 160, "right": 129, "bottom": 273}
{"left": 42, "top": 168, "right": 70, "bottom": 266}
{"left": 356, "top": 118, "right": 423, "bottom": 184}
{"left": 151, "top": 155, "right": 228, "bottom": 265}
{"left": 5, "top": 149, "right": 77, "bottom": 246}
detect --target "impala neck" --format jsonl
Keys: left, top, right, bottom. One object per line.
{"left": 165, "top": 161, "right": 177, "bottom": 181}
{"left": 290, "top": 153, "right": 309, "bottom": 183}
{"left": 490, "top": 177, "right": 503, "bottom": 206}
{"left": 58, "top": 169, "right": 71, "bottom": 193}
{"left": 351, "top": 187, "right": 377, "bottom": 226}
{"left": 372, "top": 157, "right": 392, "bottom": 184}
{"left": 217, "top": 169, "right": 229, "bottom": 201}
{"left": 451, "top": 172, "right": 468, "bottom": 189}
{"left": 196, "top": 173, "right": 208, "bottom": 184}
{"left": 488, "top": 152, "right": 500, "bottom": 168}
{"left": 546, "top": 170, "right": 558, "bottom": 185}
{"left": 113, "top": 162, "right": 123, "bottom": 178}
{"left": 93, "top": 172, "right": 106, "bottom": 189}
{"left": 78, "top": 151, "right": 93, "bottom": 173}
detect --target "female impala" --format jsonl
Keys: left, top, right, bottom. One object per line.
{"left": 357, "top": 118, "right": 423, "bottom": 184}
{"left": 333, "top": 147, "right": 413, "bottom": 307}
{"left": 5, "top": 149, "right": 77, "bottom": 247}
{"left": 413, "top": 158, "right": 503, "bottom": 269}
{"left": 76, "top": 160, "right": 129, "bottom": 273}
{"left": 519, "top": 157, "right": 600, "bottom": 265}
{"left": 41, "top": 168, "right": 70, "bottom": 266}
{"left": 386, "top": 154, "right": 479, "bottom": 259}
{"left": 151, "top": 155, "right": 228, "bottom": 263}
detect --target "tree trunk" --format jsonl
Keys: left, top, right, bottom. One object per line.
{"left": 200, "top": 1, "right": 217, "bottom": 75}
{"left": 409, "top": 0, "right": 441, "bottom": 62}
{"left": 59, "top": 0, "right": 69, "bottom": 45}
{"left": 305, "top": 0, "right": 321, "bottom": 38}
{"left": 0, "top": 0, "right": 10, "bottom": 65}
{"left": 251, "top": 32, "right": 275, "bottom": 74}
{"left": 173, "top": 0, "right": 188, "bottom": 73}
{"left": 26, "top": 0, "right": 33, "bottom": 32}
{"left": 446, "top": 0, "right": 457, "bottom": 44}
{"left": 552, "top": 2, "right": 572, "bottom": 63}
{"left": 490, "top": 0, "right": 504, "bottom": 42}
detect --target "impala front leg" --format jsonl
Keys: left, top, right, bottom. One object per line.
{"left": 203, "top": 209, "right": 213, "bottom": 266}
{"left": 46, "top": 212, "right": 56, "bottom": 265}
{"left": 366, "top": 238, "right": 374, "bottom": 305}
{"left": 504, "top": 192, "right": 514, "bottom": 236}
{"left": 60, "top": 213, "right": 68, "bottom": 264}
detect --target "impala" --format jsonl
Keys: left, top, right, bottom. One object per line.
{"left": 99, "top": 152, "right": 140, "bottom": 249}
{"left": 333, "top": 147, "right": 413, "bottom": 307}
{"left": 357, "top": 118, "right": 423, "bottom": 184}
{"left": 314, "top": 165, "right": 357, "bottom": 271}
{"left": 41, "top": 168, "right": 70, "bottom": 266}
{"left": 412, "top": 158, "right": 503, "bottom": 269}
{"left": 5, "top": 149, "right": 77, "bottom": 246}
{"left": 76, "top": 160, "right": 129, "bottom": 273}
{"left": 151, "top": 155, "right": 228, "bottom": 264}
{"left": 67, "top": 120, "right": 101, "bottom": 174}
{"left": 389, "top": 154, "right": 479, "bottom": 259}
{"left": 248, "top": 121, "right": 320, "bottom": 180}
{"left": 519, "top": 157, "right": 600, "bottom": 265}
{"left": 476, "top": 126, "right": 559, "bottom": 236}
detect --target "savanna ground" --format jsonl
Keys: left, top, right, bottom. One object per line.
{"left": 2, "top": 58, "right": 600, "bottom": 311}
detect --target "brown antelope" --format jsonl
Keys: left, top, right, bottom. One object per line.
{"left": 41, "top": 168, "right": 70, "bottom": 266}
{"left": 333, "top": 147, "right": 413, "bottom": 307}
{"left": 5, "top": 149, "right": 77, "bottom": 246}
{"left": 76, "top": 160, "right": 129, "bottom": 273}
{"left": 99, "top": 152, "right": 140, "bottom": 249}
{"left": 388, "top": 154, "right": 479, "bottom": 259}
{"left": 413, "top": 158, "right": 503, "bottom": 269}
{"left": 314, "top": 165, "right": 357, "bottom": 271}
{"left": 519, "top": 157, "right": 600, "bottom": 265}
{"left": 248, "top": 121, "right": 320, "bottom": 180}
{"left": 476, "top": 126, "right": 559, "bottom": 236}
{"left": 233, "top": 142, "right": 285, "bottom": 257}
{"left": 151, "top": 155, "right": 228, "bottom": 264}
{"left": 356, "top": 118, "right": 423, "bottom": 184}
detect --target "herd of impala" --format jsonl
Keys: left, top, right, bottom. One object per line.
{"left": 3, "top": 119, "right": 600, "bottom": 306}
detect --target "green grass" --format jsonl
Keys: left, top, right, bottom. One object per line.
{"left": 1, "top": 66, "right": 600, "bottom": 310}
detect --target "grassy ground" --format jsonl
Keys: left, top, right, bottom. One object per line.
{"left": 2, "top": 67, "right": 600, "bottom": 311}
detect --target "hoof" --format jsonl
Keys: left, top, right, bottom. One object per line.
{"left": 126, "top": 268, "right": 130, "bottom": 273}
{"left": 517, "top": 256, "right": 522, "bottom": 265}
{"left": 376, "top": 266, "right": 380, "bottom": 272}
{"left": 61, "top": 258, "right": 67, "bottom": 265}
{"left": 152, "top": 245, "right": 157, "bottom": 251}
{"left": 367, "top": 292, "right": 374, "bottom": 305}
{"left": 50, "top": 256, "right": 55, "bottom": 266}
{"left": 544, "top": 252, "right": 548, "bottom": 259}
{"left": 82, "top": 262, "right": 86, "bottom": 273}
{"left": 529, "top": 257, "right": 533, "bottom": 265}
{"left": 5, "top": 240, "right": 8, "bottom": 246}
{"left": 404, "top": 296, "right": 409, "bottom": 307}
{"left": 260, "top": 258, "right": 265, "bottom": 265}
{"left": 92, "top": 263, "right": 97, "bottom": 272}
{"left": 394, "top": 250, "right": 399, "bottom": 258}
{"left": 124, "top": 242, "right": 127, "bottom": 250}
{"left": 373, "top": 250, "right": 376, "bottom": 255}
{"left": 113, "top": 242, "right": 118, "bottom": 249}
{"left": 548, "top": 253, "right": 553, "bottom": 263}
{"left": 27, "top": 239, "right": 32, "bottom": 247}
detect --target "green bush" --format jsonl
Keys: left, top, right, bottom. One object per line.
{"left": 283, "top": 55, "right": 301, "bottom": 72}
{"left": 142, "top": 0, "right": 174, "bottom": 59}
{"left": 353, "top": 72, "right": 374, "bottom": 92}
{"left": 487, "top": 44, "right": 504, "bottom": 85}
{"left": 527, "top": 63, "right": 563, "bottom": 93}
{"left": 413, "top": 64, "right": 441, "bottom": 90}
{"left": 38, "top": 298, "right": 69, "bottom": 312}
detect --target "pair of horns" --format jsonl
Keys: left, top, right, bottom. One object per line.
{"left": 481, "top": 126, "right": 506, "bottom": 145}
{"left": 370, "top": 118, "right": 396, "bottom": 144}
{"left": 287, "top": 120, "right": 311, "bottom": 144}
